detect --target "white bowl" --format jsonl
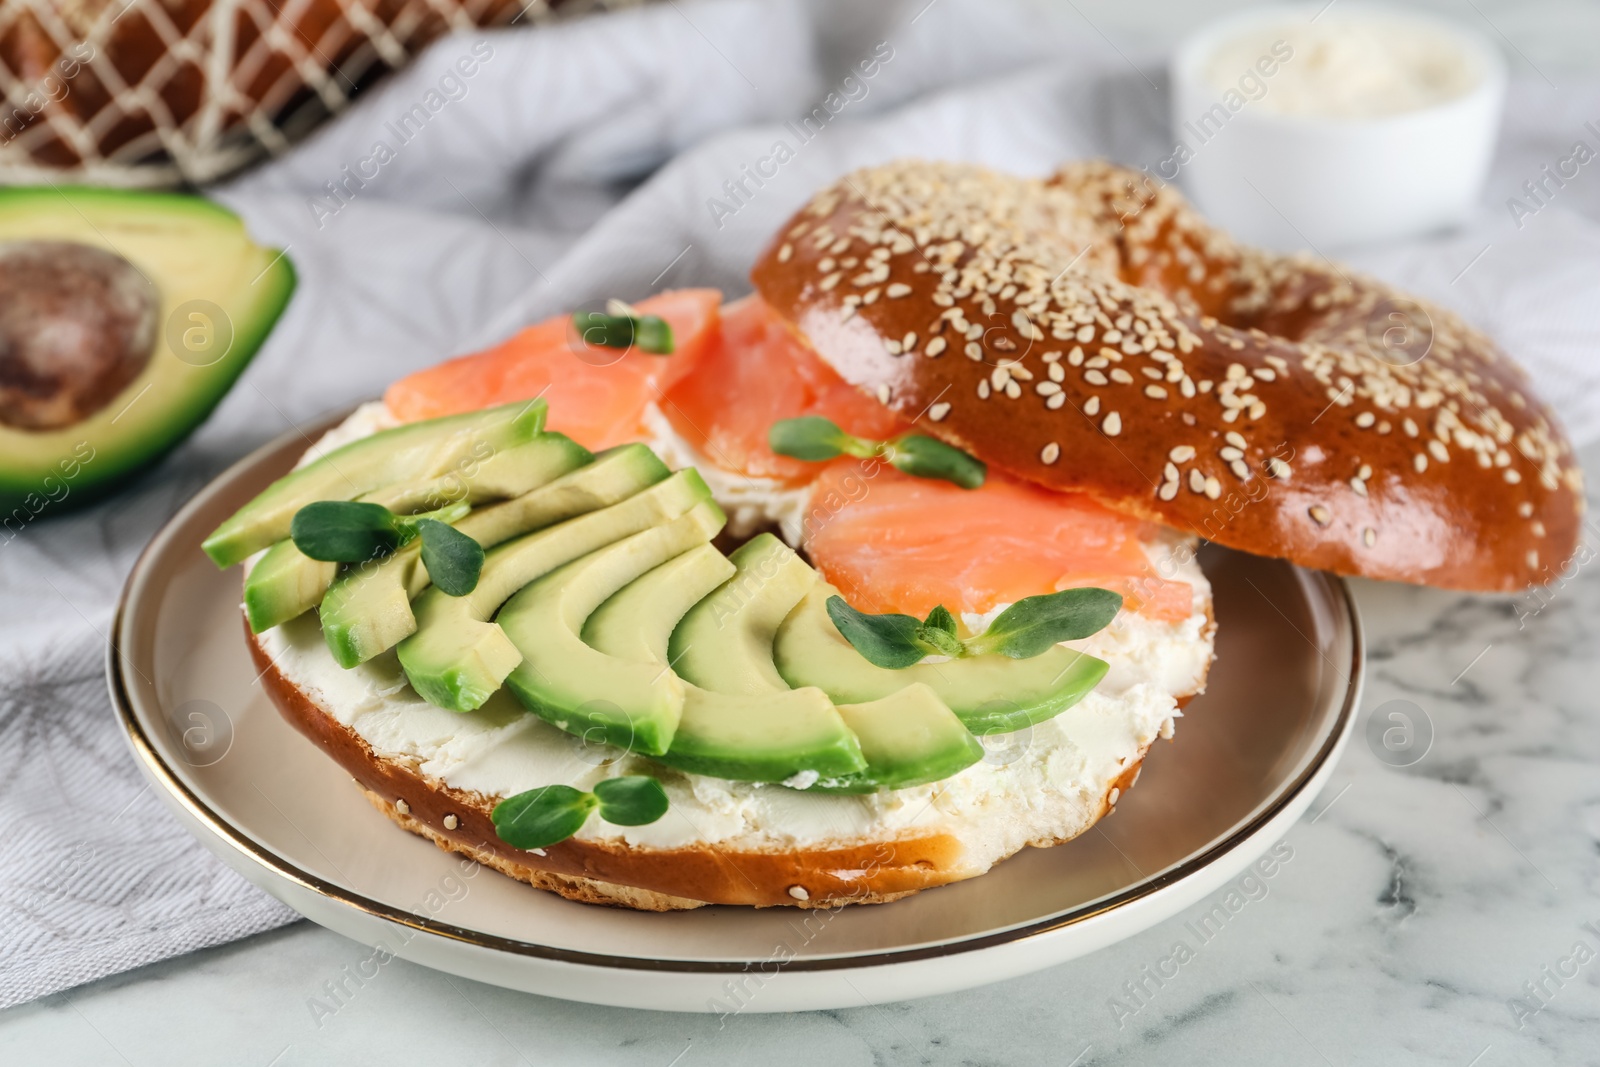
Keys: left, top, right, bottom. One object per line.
{"left": 1168, "top": 3, "right": 1507, "bottom": 250}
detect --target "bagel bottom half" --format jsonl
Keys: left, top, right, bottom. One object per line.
{"left": 246, "top": 517, "right": 1213, "bottom": 912}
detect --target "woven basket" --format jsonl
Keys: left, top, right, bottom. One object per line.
{"left": 0, "top": 0, "right": 632, "bottom": 187}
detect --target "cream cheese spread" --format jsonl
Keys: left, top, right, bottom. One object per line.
{"left": 1208, "top": 14, "right": 1479, "bottom": 119}
{"left": 256, "top": 404, "right": 1214, "bottom": 864}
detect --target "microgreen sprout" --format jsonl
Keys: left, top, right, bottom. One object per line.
{"left": 768, "top": 416, "right": 985, "bottom": 488}
{"left": 826, "top": 587, "right": 1122, "bottom": 669}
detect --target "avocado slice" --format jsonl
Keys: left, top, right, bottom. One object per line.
{"left": 498, "top": 504, "right": 726, "bottom": 755}
{"left": 814, "top": 684, "right": 984, "bottom": 794}
{"left": 363, "top": 433, "right": 592, "bottom": 514}
{"left": 242, "top": 433, "right": 593, "bottom": 634}
{"left": 774, "top": 584, "right": 1110, "bottom": 734}
{"left": 659, "top": 535, "right": 865, "bottom": 781}
{"left": 669, "top": 534, "right": 821, "bottom": 696}
{"left": 584, "top": 542, "right": 735, "bottom": 663}
{"left": 589, "top": 542, "right": 854, "bottom": 780}
{"left": 320, "top": 443, "right": 663, "bottom": 666}
{"left": 203, "top": 398, "right": 547, "bottom": 568}
{"left": 0, "top": 188, "right": 294, "bottom": 514}
{"left": 591, "top": 547, "right": 971, "bottom": 788}
{"left": 243, "top": 539, "right": 338, "bottom": 634}
{"left": 396, "top": 468, "right": 716, "bottom": 712}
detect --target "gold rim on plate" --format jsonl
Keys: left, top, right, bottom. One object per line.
{"left": 107, "top": 409, "right": 1363, "bottom": 973}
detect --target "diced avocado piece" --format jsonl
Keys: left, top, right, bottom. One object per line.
{"left": 243, "top": 540, "right": 336, "bottom": 633}
{"left": 656, "top": 534, "right": 864, "bottom": 781}
{"left": 774, "top": 584, "right": 1110, "bottom": 734}
{"left": 396, "top": 468, "right": 716, "bottom": 712}
{"left": 584, "top": 543, "right": 735, "bottom": 663}
{"left": 669, "top": 534, "right": 819, "bottom": 696}
{"left": 243, "top": 433, "right": 593, "bottom": 635}
{"left": 203, "top": 398, "right": 547, "bottom": 568}
{"left": 0, "top": 188, "right": 294, "bottom": 514}
{"left": 812, "top": 684, "right": 984, "bottom": 794}
{"left": 499, "top": 504, "right": 726, "bottom": 755}
{"left": 321, "top": 443, "right": 662, "bottom": 666}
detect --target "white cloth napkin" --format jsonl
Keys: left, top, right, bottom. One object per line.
{"left": 4, "top": 0, "right": 1598, "bottom": 1011}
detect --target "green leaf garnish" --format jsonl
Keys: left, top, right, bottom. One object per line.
{"left": 492, "top": 785, "right": 597, "bottom": 849}
{"left": 393, "top": 501, "right": 471, "bottom": 532}
{"left": 923, "top": 604, "right": 957, "bottom": 638}
{"left": 768, "top": 415, "right": 869, "bottom": 461}
{"left": 592, "top": 776, "right": 670, "bottom": 826}
{"left": 966, "top": 588, "right": 1124, "bottom": 659}
{"left": 914, "top": 619, "right": 964, "bottom": 659}
{"left": 491, "top": 777, "right": 671, "bottom": 849}
{"left": 768, "top": 416, "right": 985, "bottom": 489}
{"left": 572, "top": 310, "right": 674, "bottom": 354}
{"left": 825, "top": 596, "right": 930, "bottom": 669}
{"left": 290, "top": 501, "right": 400, "bottom": 562}
{"left": 290, "top": 501, "right": 481, "bottom": 595}
{"left": 885, "top": 434, "right": 987, "bottom": 489}
{"left": 414, "top": 518, "right": 485, "bottom": 596}
{"left": 827, "top": 587, "right": 1122, "bottom": 668}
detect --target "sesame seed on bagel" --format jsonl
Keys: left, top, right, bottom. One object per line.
{"left": 750, "top": 159, "right": 1584, "bottom": 592}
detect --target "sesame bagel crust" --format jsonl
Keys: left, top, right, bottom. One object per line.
{"left": 750, "top": 160, "right": 1584, "bottom": 591}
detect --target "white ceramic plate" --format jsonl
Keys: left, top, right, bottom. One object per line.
{"left": 110, "top": 414, "right": 1362, "bottom": 1013}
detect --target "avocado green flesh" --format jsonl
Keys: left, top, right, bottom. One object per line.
{"left": 812, "top": 684, "right": 984, "bottom": 794}
{"left": 203, "top": 398, "right": 547, "bottom": 568}
{"left": 396, "top": 468, "right": 717, "bottom": 712}
{"left": 583, "top": 541, "right": 860, "bottom": 780}
{"left": 584, "top": 543, "right": 734, "bottom": 663}
{"left": 499, "top": 504, "right": 726, "bottom": 755}
{"left": 655, "top": 533, "right": 865, "bottom": 780}
{"left": 774, "top": 584, "right": 1111, "bottom": 734}
{"left": 658, "top": 686, "right": 867, "bottom": 781}
{"left": 243, "top": 539, "right": 336, "bottom": 633}
{"left": 242, "top": 432, "right": 592, "bottom": 636}
{"left": 0, "top": 187, "right": 295, "bottom": 514}
{"left": 364, "top": 434, "right": 590, "bottom": 514}
{"left": 669, "top": 534, "right": 821, "bottom": 696}
{"left": 320, "top": 443, "right": 662, "bottom": 667}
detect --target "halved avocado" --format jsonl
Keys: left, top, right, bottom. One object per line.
{"left": 774, "top": 583, "right": 1110, "bottom": 734}
{"left": 0, "top": 188, "right": 295, "bottom": 514}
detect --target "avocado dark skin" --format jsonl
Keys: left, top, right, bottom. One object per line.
{"left": 0, "top": 240, "right": 159, "bottom": 432}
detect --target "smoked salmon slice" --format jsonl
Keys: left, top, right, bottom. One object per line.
{"left": 659, "top": 295, "right": 910, "bottom": 483}
{"left": 385, "top": 290, "right": 721, "bottom": 451}
{"left": 803, "top": 463, "right": 1193, "bottom": 624}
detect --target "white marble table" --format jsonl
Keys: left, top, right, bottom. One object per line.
{"left": 6, "top": 462, "right": 1598, "bottom": 1066}
{"left": 5, "top": 2, "right": 1600, "bottom": 1063}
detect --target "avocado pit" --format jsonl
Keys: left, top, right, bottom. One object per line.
{"left": 0, "top": 239, "right": 158, "bottom": 431}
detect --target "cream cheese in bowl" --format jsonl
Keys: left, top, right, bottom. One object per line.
{"left": 1169, "top": 4, "right": 1506, "bottom": 248}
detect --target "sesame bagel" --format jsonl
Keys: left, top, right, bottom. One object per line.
{"left": 750, "top": 159, "right": 1584, "bottom": 592}
{"left": 248, "top": 583, "right": 1210, "bottom": 910}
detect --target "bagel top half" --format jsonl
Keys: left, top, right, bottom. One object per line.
{"left": 750, "top": 160, "right": 1583, "bottom": 592}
